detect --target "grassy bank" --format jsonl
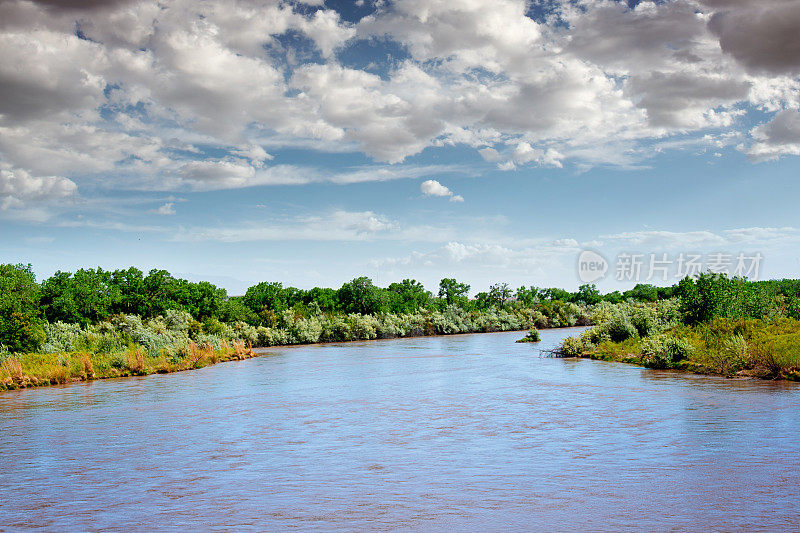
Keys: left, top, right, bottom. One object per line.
{"left": 1, "top": 340, "right": 256, "bottom": 391}
{"left": 1, "top": 305, "right": 588, "bottom": 392}
{"left": 6, "top": 261, "right": 800, "bottom": 388}
{"left": 558, "top": 300, "right": 800, "bottom": 381}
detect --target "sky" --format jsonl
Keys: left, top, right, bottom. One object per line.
{"left": 1, "top": 0, "right": 800, "bottom": 295}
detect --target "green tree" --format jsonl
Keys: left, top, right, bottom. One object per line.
{"left": 676, "top": 274, "right": 727, "bottom": 324}
{"left": 515, "top": 286, "right": 542, "bottom": 306}
{"left": 188, "top": 281, "right": 227, "bottom": 319}
{"left": 0, "top": 263, "right": 45, "bottom": 352}
{"left": 388, "top": 279, "right": 431, "bottom": 313}
{"left": 488, "top": 282, "right": 512, "bottom": 307}
{"left": 603, "top": 290, "right": 623, "bottom": 304}
{"left": 40, "top": 268, "right": 117, "bottom": 325}
{"left": 142, "top": 269, "right": 183, "bottom": 317}
{"left": 438, "top": 278, "right": 470, "bottom": 307}
{"left": 109, "top": 267, "right": 147, "bottom": 316}
{"left": 303, "top": 287, "right": 339, "bottom": 313}
{"left": 574, "top": 283, "right": 601, "bottom": 305}
{"left": 338, "top": 277, "right": 387, "bottom": 315}
{"left": 39, "top": 271, "right": 79, "bottom": 323}
{"left": 624, "top": 283, "right": 659, "bottom": 302}
{"left": 541, "top": 287, "right": 571, "bottom": 302}
{"left": 474, "top": 291, "right": 491, "bottom": 310}
{"left": 243, "top": 281, "right": 290, "bottom": 317}
{"left": 219, "top": 297, "right": 259, "bottom": 324}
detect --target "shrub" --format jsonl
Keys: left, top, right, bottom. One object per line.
{"left": 293, "top": 316, "right": 322, "bottom": 344}
{"left": 664, "top": 336, "right": 693, "bottom": 362}
{"left": 230, "top": 321, "right": 260, "bottom": 345}
{"left": 430, "top": 306, "right": 469, "bottom": 334}
{"left": 604, "top": 313, "right": 638, "bottom": 342}
{"left": 125, "top": 346, "right": 145, "bottom": 373}
{"left": 320, "top": 315, "right": 349, "bottom": 342}
{"left": 202, "top": 317, "right": 225, "bottom": 336}
{"left": 347, "top": 313, "right": 379, "bottom": 340}
{"left": 701, "top": 334, "right": 749, "bottom": 376}
{"left": 516, "top": 329, "right": 540, "bottom": 343}
{"left": 41, "top": 321, "right": 86, "bottom": 353}
{"left": 377, "top": 314, "right": 406, "bottom": 339}
{"left": 642, "top": 335, "right": 693, "bottom": 369}
{"left": 560, "top": 335, "right": 586, "bottom": 356}
{"left": 165, "top": 310, "right": 193, "bottom": 332}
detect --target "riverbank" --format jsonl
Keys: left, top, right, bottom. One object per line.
{"left": 558, "top": 317, "right": 800, "bottom": 382}
{"left": 0, "top": 340, "right": 257, "bottom": 391}
{"left": 2, "top": 326, "right": 560, "bottom": 392}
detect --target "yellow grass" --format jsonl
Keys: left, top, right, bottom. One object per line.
{"left": 1, "top": 341, "right": 256, "bottom": 392}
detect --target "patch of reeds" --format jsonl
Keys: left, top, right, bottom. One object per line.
{"left": 125, "top": 346, "right": 145, "bottom": 374}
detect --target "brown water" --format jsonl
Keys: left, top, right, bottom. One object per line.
{"left": 2, "top": 327, "right": 799, "bottom": 531}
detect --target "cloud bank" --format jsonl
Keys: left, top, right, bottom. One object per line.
{"left": 0, "top": 0, "right": 798, "bottom": 214}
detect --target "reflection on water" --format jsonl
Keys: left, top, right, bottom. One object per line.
{"left": 2, "top": 328, "right": 799, "bottom": 531}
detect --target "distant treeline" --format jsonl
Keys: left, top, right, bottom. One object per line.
{"left": 3, "top": 263, "right": 800, "bottom": 354}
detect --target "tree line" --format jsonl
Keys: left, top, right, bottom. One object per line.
{"left": 3, "top": 262, "right": 799, "bottom": 353}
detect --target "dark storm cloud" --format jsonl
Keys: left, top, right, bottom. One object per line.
{"left": 705, "top": 0, "right": 800, "bottom": 75}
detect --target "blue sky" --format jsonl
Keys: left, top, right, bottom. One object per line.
{"left": 1, "top": 0, "right": 799, "bottom": 295}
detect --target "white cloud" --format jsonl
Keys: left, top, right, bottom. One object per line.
{"left": 175, "top": 210, "right": 402, "bottom": 242}
{"left": 370, "top": 225, "right": 800, "bottom": 292}
{"left": 152, "top": 202, "right": 176, "bottom": 215}
{"left": 231, "top": 144, "right": 274, "bottom": 167}
{"left": 0, "top": 165, "right": 77, "bottom": 211}
{"left": 745, "top": 109, "right": 800, "bottom": 161}
{"left": 600, "top": 229, "right": 729, "bottom": 249}
{"left": 0, "top": 0, "right": 798, "bottom": 217}
{"left": 420, "top": 179, "right": 463, "bottom": 202}
{"left": 600, "top": 226, "right": 800, "bottom": 249}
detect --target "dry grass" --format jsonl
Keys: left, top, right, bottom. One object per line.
{"left": 232, "top": 340, "right": 253, "bottom": 359}
{"left": 186, "top": 341, "right": 212, "bottom": 369}
{"left": 2, "top": 357, "right": 24, "bottom": 382}
{"left": 2, "top": 338, "right": 259, "bottom": 391}
{"left": 125, "top": 346, "right": 145, "bottom": 374}
{"left": 48, "top": 366, "right": 70, "bottom": 385}
{"left": 81, "top": 354, "right": 95, "bottom": 379}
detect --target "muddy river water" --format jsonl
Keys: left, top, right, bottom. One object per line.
{"left": 2, "top": 327, "right": 799, "bottom": 530}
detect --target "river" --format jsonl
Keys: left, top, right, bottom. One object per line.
{"left": 2, "top": 327, "right": 799, "bottom": 531}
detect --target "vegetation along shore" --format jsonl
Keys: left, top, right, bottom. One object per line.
{"left": 2, "top": 263, "right": 799, "bottom": 390}
{"left": 556, "top": 274, "right": 800, "bottom": 381}
{"left": 0, "top": 264, "right": 589, "bottom": 390}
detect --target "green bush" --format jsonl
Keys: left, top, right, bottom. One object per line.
{"left": 604, "top": 313, "right": 638, "bottom": 342}
{"left": 560, "top": 335, "right": 587, "bottom": 356}
{"left": 641, "top": 335, "right": 693, "bottom": 369}
{"left": 516, "top": 329, "right": 540, "bottom": 343}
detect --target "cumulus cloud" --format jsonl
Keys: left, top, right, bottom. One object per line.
{"left": 745, "top": 109, "right": 800, "bottom": 160}
{"left": 0, "top": 0, "right": 799, "bottom": 217}
{"left": 0, "top": 165, "right": 77, "bottom": 211}
{"left": 420, "top": 179, "right": 463, "bottom": 202}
